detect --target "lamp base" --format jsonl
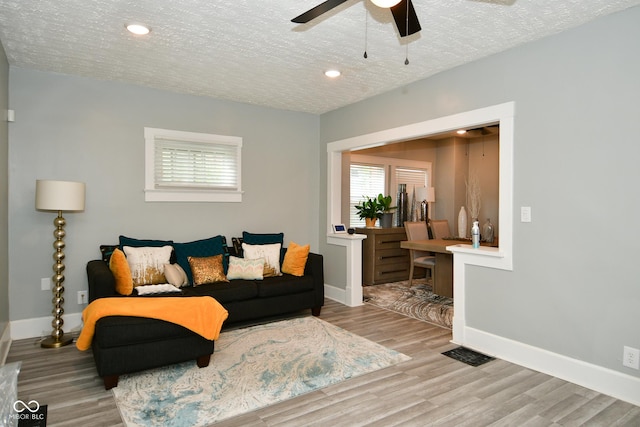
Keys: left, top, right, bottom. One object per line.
{"left": 41, "top": 334, "right": 74, "bottom": 348}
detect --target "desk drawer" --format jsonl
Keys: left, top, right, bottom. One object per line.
{"left": 375, "top": 248, "right": 409, "bottom": 265}
{"left": 373, "top": 262, "right": 410, "bottom": 283}
{"left": 374, "top": 233, "right": 407, "bottom": 250}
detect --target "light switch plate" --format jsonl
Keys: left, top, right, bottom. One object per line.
{"left": 521, "top": 206, "right": 532, "bottom": 222}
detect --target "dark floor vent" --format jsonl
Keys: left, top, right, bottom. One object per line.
{"left": 442, "top": 347, "right": 495, "bottom": 367}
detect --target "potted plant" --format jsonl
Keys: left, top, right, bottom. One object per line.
{"left": 376, "top": 194, "right": 396, "bottom": 228}
{"left": 355, "top": 196, "right": 384, "bottom": 227}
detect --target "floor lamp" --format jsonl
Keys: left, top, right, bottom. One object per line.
{"left": 35, "top": 180, "right": 86, "bottom": 348}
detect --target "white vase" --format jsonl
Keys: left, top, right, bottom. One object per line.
{"left": 457, "top": 206, "right": 467, "bottom": 238}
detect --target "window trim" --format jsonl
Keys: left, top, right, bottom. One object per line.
{"left": 144, "top": 127, "right": 242, "bottom": 202}
{"left": 348, "top": 160, "right": 386, "bottom": 228}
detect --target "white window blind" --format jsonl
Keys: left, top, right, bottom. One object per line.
{"left": 396, "top": 167, "right": 428, "bottom": 195}
{"left": 350, "top": 163, "right": 385, "bottom": 227}
{"left": 154, "top": 139, "right": 238, "bottom": 190}
{"left": 144, "top": 127, "right": 242, "bottom": 202}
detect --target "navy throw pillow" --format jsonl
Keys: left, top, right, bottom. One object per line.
{"left": 174, "top": 236, "right": 228, "bottom": 285}
{"left": 242, "top": 231, "right": 284, "bottom": 246}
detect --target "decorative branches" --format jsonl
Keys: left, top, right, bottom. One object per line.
{"left": 466, "top": 171, "right": 481, "bottom": 220}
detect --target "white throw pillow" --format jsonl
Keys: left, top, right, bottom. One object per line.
{"left": 242, "top": 242, "right": 282, "bottom": 276}
{"left": 123, "top": 245, "right": 173, "bottom": 287}
{"left": 135, "top": 284, "right": 182, "bottom": 295}
{"left": 226, "top": 256, "right": 264, "bottom": 280}
{"left": 164, "top": 263, "right": 189, "bottom": 287}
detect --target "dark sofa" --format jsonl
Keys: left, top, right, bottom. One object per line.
{"left": 85, "top": 241, "right": 324, "bottom": 389}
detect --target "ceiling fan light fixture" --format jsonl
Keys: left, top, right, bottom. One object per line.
{"left": 126, "top": 23, "right": 151, "bottom": 35}
{"left": 324, "top": 69, "right": 341, "bottom": 78}
{"left": 370, "top": 0, "right": 402, "bottom": 8}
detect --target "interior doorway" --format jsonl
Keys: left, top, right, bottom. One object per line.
{"left": 326, "top": 102, "right": 515, "bottom": 341}
{"left": 344, "top": 126, "right": 500, "bottom": 239}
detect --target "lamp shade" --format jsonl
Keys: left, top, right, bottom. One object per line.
{"left": 35, "top": 180, "right": 86, "bottom": 211}
{"left": 426, "top": 187, "right": 436, "bottom": 202}
{"left": 415, "top": 186, "right": 427, "bottom": 201}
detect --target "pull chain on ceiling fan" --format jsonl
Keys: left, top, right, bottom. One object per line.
{"left": 292, "top": 0, "right": 421, "bottom": 38}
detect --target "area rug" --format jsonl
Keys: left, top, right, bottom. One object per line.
{"left": 363, "top": 279, "right": 454, "bottom": 329}
{"left": 112, "top": 316, "right": 410, "bottom": 427}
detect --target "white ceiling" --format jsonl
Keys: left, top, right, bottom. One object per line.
{"left": 0, "top": 0, "right": 638, "bottom": 114}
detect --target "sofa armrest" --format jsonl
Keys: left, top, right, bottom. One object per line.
{"left": 305, "top": 252, "right": 324, "bottom": 308}
{"left": 87, "top": 260, "right": 117, "bottom": 302}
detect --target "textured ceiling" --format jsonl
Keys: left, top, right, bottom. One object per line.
{"left": 0, "top": 0, "right": 638, "bottom": 114}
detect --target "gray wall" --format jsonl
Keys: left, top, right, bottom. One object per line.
{"left": 8, "top": 69, "right": 320, "bottom": 322}
{"left": 320, "top": 5, "right": 640, "bottom": 377}
{"left": 0, "top": 40, "right": 8, "bottom": 331}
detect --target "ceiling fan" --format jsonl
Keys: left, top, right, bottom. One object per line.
{"left": 292, "top": 0, "right": 421, "bottom": 38}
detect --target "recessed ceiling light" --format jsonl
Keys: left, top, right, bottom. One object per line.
{"left": 324, "top": 69, "right": 341, "bottom": 78}
{"left": 456, "top": 129, "right": 467, "bottom": 135}
{"left": 126, "top": 24, "right": 151, "bottom": 35}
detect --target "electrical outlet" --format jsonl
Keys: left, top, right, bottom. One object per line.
{"left": 521, "top": 206, "right": 532, "bottom": 222}
{"left": 77, "top": 290, "right": 88, "bottom": 305}
{"left": 41, "top": 278, "right": 51, "bottom": 291}
{"left": 623, "top": 346, "right": 640, "bottom": 369}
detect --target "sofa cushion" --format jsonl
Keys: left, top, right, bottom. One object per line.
{"left": 188, "top": 254, "right": 228, "bottom": 286}
{"left": 181, "top": 281, "right": 258, "bottom": 303}
{"left": 164, "top": 263, "right": 189, "bottom": 287}
{"left": 109, "top": 248, "right": 133, "bottom": 295}
{"left": 94, "top": 316, "right": 205, "bottom": 348}
{"left": 256, "top": 274, "right": 315, "bottom": 298}
{"left": 174, "top": 236, "right": 227, "bottom": 285}
{"left": 123, "top": 245, "right": 173, "bottom": 287}
{"left": 100, "top": 244, "right": 118, "bottom": 263}
{"left": 119, "top": 235, "right": 174, "bottom": 251}
{"left": 242, "top": 242, "right": 282, "bottom": 277}
{"left": 226, "top": 256, "right": 264, "bottom": 280}
{"left": 281, "top": 241, "right": 310, "bottom": 277}
{"left": 242, "top": 231, "right": 284, "bottom": 246}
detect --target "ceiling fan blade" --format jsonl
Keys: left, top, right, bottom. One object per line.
{"left": 390, "top": 0, "right": 421, "bottom": 37}
{"left": 292, "top": 0, "right": 350, "bottom": 23}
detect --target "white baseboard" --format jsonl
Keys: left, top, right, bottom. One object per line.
{"left": 0, "top": 323, "right": 11, "bottom": 364}
{"left": 10, "top": 313, "right": 84, "bottom": 341}
{"left": 324, "top": 284, "right": 346, "bottom": 305}
{"left": 459, "top": 326, "right": 640, "bottom": 407}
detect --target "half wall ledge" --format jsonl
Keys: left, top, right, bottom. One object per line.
{"left": 327, "top": 233, "right": 367, "bottom": 307}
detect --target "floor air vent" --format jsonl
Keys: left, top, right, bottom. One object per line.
{"left": 442, "top": 347, "right": 495, "bottom": 367}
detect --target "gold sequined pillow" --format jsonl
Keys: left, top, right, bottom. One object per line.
{"left": 123, "top": 245, "right": 173, "bottom": 287}
{"left": 188, "top": 254, "right": 229, "bottom": 286}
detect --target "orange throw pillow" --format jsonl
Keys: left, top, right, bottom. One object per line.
{"left": 282, "top": 241, "right": 310, "bottom": 277}
{"left": 109, "top": 248, "right": 133, "bottom": 295}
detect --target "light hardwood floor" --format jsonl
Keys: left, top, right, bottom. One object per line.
{"left": 6, "top": 299, "right": 640, "bottom": 426}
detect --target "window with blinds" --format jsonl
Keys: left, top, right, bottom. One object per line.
{"left": 144, "top": 127, "right": 242, "bottom": 202}
{"left": 395, "top": 167, "right": 428, "bottom": 194}
{"left": 349, "top": 163, "right": 385, "bottom": 227}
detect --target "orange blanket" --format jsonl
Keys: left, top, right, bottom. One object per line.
{"left": 76, "top": 296, "right": 229, "bottom": 351}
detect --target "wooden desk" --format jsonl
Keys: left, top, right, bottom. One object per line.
{"left": 400, "top": 238, "right": 498, "bottom": 298}
{"left": 400, "top": 239, "right": 453, "bottom": 298}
